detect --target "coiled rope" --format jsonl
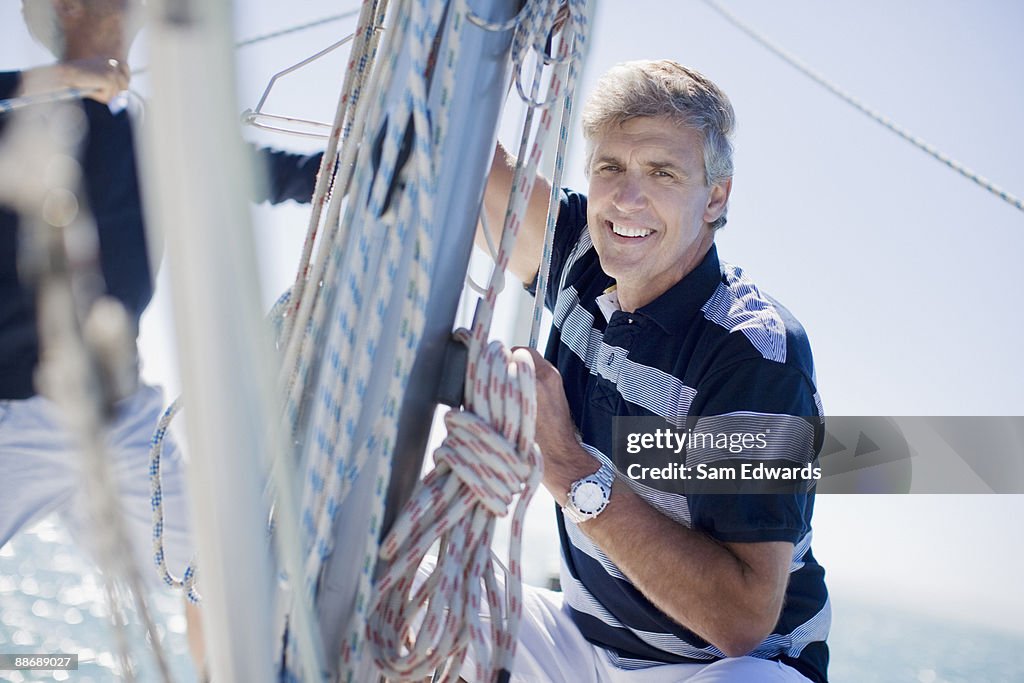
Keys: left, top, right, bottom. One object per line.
{"left": 367, "top": 336, "right": 542, "bottom": 682}
{"left": 702, "top": 0, "right": 1024, "bottom": 214}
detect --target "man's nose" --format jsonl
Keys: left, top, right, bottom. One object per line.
{"left": 612, "top": 175, "right": 647, "bottom": 212}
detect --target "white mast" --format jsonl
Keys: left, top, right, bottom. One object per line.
{"left": 139, "top": 2, "right": 280, "bottom": 681}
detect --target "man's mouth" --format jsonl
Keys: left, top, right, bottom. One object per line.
{"left": 608, "top": 221, "right": 654, "bottom": 238}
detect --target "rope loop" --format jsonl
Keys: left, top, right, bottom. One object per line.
{"left": 369, "top": 334, "right": 542, "bottom": 683}
{"left": 432, "top": 411, "right": 533, "bottom": 517}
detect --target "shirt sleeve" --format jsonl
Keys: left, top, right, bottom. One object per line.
{"left": 250, "top": 145, "right": 324, "bottom": 205}
{"left": 1, "top": 71, "right": 22, "bottom": 102}
{"left": 683, "top": 359, "right": 822, "bottom": 544}
{"left": 525, "top": 187, "right": 589, "bottom": 312}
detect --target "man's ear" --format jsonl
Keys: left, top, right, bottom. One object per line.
{"left": 703, "top": 177, "right": 732, "bottom": 225}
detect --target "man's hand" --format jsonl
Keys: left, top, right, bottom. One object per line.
{"left": 515, "top": 347, "right": 595, "bottom": 503}
{"left": 19, "top": 57, "right": 129, "bottom": 104}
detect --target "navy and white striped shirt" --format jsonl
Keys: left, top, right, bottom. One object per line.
{"left": 535, "top": 190, "right": 830, "bottom": 683}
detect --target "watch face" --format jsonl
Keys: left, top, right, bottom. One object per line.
{"left": 573, "top": 480, "right": 606, "bottom": 514}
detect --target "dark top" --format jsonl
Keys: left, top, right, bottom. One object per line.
{"left": 532, "top": 189, "right": 830, "bottom": 682}
{"left": 0, "top": 71, "right": 322, "bottom": 398}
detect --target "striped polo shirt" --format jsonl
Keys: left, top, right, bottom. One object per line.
{"left": 535, "top": 190, "right": 830, "bottom": 683}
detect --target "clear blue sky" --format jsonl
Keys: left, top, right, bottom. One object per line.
{"left": 3, "top": 0, "right": 1022, "bottom": 639}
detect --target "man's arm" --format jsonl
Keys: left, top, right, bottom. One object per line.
{"left": 522, "top": 346, "right": 793, "bottom": 657}
{"left": 478, "top": 142, "right": 555, "bottom": 285}
{"left": 252, "top": 147, "right": 324, "bottom": 206}
{"left": 14, "top": 58, "right": 129, "bottom": 104}
{"left": 0, "top": 72, "right": 20, "bottom": 100}
{"left": 572, "top": 481, "right": 792, "bottom": 657}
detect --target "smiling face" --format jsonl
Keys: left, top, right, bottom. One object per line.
{"left": 586, "top": 116, "right": 731, "bottom": 312}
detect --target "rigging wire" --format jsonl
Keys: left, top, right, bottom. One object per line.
{"left": 235, "top": 8, "right": 363, "bottom": 49}
{"left": 702, "top": 0, "right": 1024, "bottom": 214}
{"left": 131, "top": 7, "right": 365, "bottom": 76}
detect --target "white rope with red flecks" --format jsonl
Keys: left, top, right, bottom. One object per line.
{"left": 368, "top": 335, "right": 542, "bottom": 682}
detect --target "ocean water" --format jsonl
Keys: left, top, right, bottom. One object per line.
{"left": 0, "top": 520, "right": 196, "bottom": 683}
{"left": 825, "top": 600, "right": 1023, "bottom": 683}
{"left": 1, "top": 517, "right": 1022, "bottom": 682}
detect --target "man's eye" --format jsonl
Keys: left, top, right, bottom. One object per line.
{"left": 598, "top": 164, "right": 620, "bottom": 173}
{"left": 653, "top": 170, "right": 673, "bottom": 178}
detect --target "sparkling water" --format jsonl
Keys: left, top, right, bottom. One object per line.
{"left": 2, "top": 516, "right": 1022, "bottom": 682}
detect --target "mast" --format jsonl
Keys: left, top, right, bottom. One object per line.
{"left": 139, "top": 2, "right": 280, "bottom": 681}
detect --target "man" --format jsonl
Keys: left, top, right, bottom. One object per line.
{"left": 0, "top": 0, "right": 322, "bottom": 670}
{"left": 477, "top": 60, "right": 830, "bottom": 682}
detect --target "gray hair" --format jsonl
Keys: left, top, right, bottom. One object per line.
{"left": 581, "top": 60, "right": 736, "bottom": 230}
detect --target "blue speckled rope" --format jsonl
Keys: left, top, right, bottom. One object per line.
{"left": 148, "top": 397, "right": 200, "bottom": 603}
{"left": 273, "top": 0, "right": 452, "bottom": 676}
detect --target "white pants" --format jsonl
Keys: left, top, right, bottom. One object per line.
{"left": 0, "top": 384, "right": 193, "bottom": 590}
{"left": 417, "top": 558, "right": 811, "bottom": 683}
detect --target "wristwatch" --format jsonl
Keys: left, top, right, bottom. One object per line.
{"left": 563, "top": 462, "right": 615, "bottom": 524}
